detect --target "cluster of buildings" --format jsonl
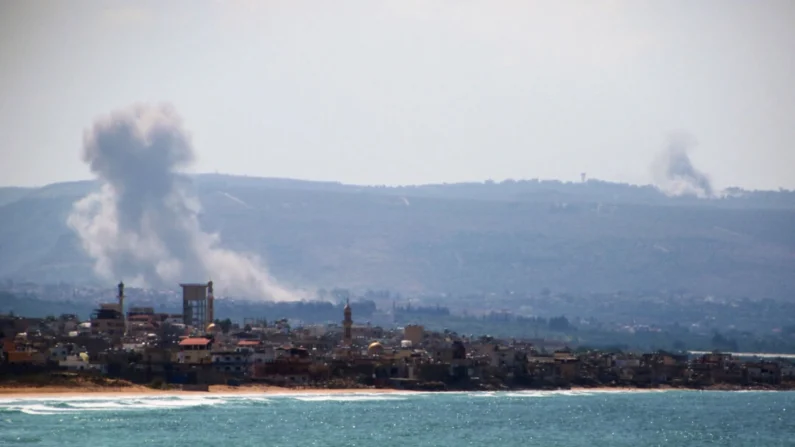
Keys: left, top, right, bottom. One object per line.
{"left": 2, "top": 282, "right": 795, "bottom": 391}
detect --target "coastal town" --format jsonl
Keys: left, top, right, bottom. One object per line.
{"left": 2, "top": 282, "right": 794, "bottom": 393}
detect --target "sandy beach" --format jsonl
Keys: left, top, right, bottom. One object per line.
{"left": 0, "top": 384, "right": 671, "bottom": 399}
{"left": 0, "top": 384, "right": 410, "bottom": 399}
{"left": 2, "top": 383, "right": 782, "bottom": 399}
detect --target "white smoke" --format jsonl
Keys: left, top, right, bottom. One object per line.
{"left": 68, "top": 103, "right": 297, "bottom": 301}
{"left": 652, "top": 132, "right": 714, "bottom": 198}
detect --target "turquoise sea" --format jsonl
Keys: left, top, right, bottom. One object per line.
{"left": 1, "top": 390, "right": 793, "bottom": 446}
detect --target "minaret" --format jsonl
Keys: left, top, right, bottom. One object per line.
{"left": 343, "top": 299, "right": 353, "bottom": 346}
{"left": 117, "top": 281, "right": 126, "bottom": 335}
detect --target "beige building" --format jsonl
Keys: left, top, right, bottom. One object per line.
{"left": 178, "top": 337, "right": 213, "bottom": 364}
{"left": 403, "top": 324, "right": 424, "bottom": 346}
{"left": 90, "top": 303, "right": 125, "bottom": 336}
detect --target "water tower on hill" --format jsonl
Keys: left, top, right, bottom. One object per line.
{"left": 180, "top": 281, "right": 215, "bottom": 330}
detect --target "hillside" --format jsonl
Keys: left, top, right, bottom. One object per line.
{"left": 1, "top": 175, "right": 794, "bottom": 300}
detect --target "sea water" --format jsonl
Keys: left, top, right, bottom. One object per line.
{"left": 1, "top": 390, "right": 793, "bottom": 446}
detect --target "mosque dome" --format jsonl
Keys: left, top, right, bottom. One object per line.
{"left": 206, "top": 323, "right": 218, "bottom": 333}
{"left": 367, "top": 341, "right": 384, "bottom": 355}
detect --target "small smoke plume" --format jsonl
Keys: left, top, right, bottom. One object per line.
{"left": 68, "top": 103, "right": 297, "bottom": 300}
{"left": 652, "top": 132, "right": 714, "bottom": 198}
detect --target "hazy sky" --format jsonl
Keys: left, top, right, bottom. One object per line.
{"left": 1, "top": 0, "right": 793, "bottom": 190}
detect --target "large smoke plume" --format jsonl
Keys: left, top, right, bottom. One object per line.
{"left": 68, "top": 103, "right": 296, "bottom": 300}
{"left": 652, "top": 132, "right": 714, "bottom": 198}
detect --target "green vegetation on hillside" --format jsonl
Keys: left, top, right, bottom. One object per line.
{"left": 1, "top": 176, "right": 794, "bottom": 300}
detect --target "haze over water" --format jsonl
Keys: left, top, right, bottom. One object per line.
{"left": 2, "top": 390, "right": 793, "bottom": 446}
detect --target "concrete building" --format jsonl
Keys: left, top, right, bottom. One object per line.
{"left": 164, "top": 314, "right": 184, "bottom": 325}
{"left": 403, "top": 324, "right": 425, "bottom": 346}
{"left": 127, "top": 307, "right": 155, "bottom": 318}
{"left": 211, "top": 351, "right": 249, "bottom": 374}
{"left": 178, "top": 337, "right": 212, "bottom": 364}
{"left": 90, "top": 303, "right": 125, "bottom": 336}
{"left": 250, "top": 348, "right": 276, "bottom": 365}
{"left": 90, "top": 282, "right": 127, "bottom": 337}
{"left": 180, "top": 281, "right": 215, "bottom": 330}
{"left": 48, "top": 344, "right": 72, "bottom": 362}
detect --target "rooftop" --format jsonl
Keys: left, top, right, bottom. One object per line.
{"left": 179, "top": 337, "right": 212, "bottom": 347}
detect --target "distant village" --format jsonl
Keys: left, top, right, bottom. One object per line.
{"left": 2, "top": 281, "right": 795, "bottom": 392}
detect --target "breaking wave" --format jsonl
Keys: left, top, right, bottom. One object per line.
{"left": 0, "top": 389, "right": 675, "bottom": 416}
{"left": 0, "top": 395, "right": 228, "bottom": 415}
{"left": 291, "top": 395, "right": 407, "bottom": 402}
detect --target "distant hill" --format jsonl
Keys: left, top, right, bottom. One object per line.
{"left": 0, "top": 187, "right": 35, "bottom": 207}
{"left": 1, "top": 175, "right": 794, "bottom": 301}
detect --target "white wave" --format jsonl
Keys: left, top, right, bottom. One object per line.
{"left": 238, "top": 397, "right": 271, "bottom": 402}
{"left": 559, "top": 388, "right": 672, "bottom": 395}
{"left": 503, "top": 392, "right": 548, "bottom": 398}
{"left": 1, "top": 395, "right": 231, "bottom": 415}
{"left": 11, "top": 404, "right": 83, "bottom": 414}
{"left": 0, "top": 395, "right": 149, "bottom": 405}
{"left": 291, "top": 395, "right": 406, "bottom": 402}
{"left": 1, "top": 388, "right": 683, "bottom": 416}
{"left": 468, "top": 392, "right": 497, "bottom": 398}
{"left": 20, "top": 408, "right": 59, "bottom": 416}
{"left": 558, "top": 390, "right": 594, "bottom": 396}
{"left": 132, "top": 398, "right": 226, "bottom": 408}
{"left": 68, "top": 401, "right": 129, "bottom": 409}
{"left": 466, "top": 389, "right": 672, "bottom": 398}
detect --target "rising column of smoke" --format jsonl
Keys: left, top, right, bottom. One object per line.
{"left": 67, "top": 103, "right": 297, "bottom": 301}
{"left": 652, "top": 132, "right": 714, "bottom": 198}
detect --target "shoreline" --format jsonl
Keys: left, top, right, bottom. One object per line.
{"left": 1, "top": 383, "right": 791, "bottom": 399}
{"left": 0, "top": 385, "right": 405, "bottom": 399}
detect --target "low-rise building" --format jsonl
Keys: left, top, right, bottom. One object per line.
{"left": 91, "top": 304, "right": 125, "bottom": 336}
{"left": 178, "top": 337, "right": 212, "bottom": 364}
{"left": 211, "top": 350, "right": 249, "bottom": 374}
